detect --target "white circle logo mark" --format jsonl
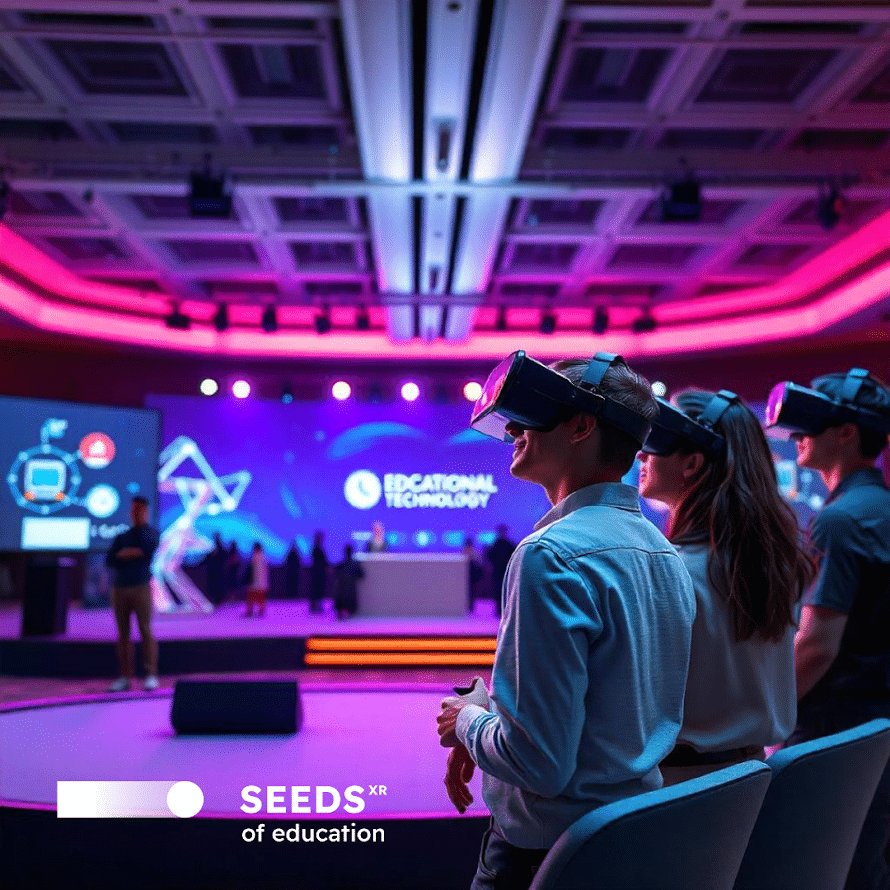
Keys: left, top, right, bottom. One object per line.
{"left": 343, "top": 470, "right": 383, "bottom": 510}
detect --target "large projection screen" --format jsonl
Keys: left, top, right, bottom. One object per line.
{"left": 0, "top": 395, "right": 160, "bottom": 552}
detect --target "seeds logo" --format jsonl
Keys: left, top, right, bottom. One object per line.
{"left": 343, "top": 470, "right": 383, "bottom": 510}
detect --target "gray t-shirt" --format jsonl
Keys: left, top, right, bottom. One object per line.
{"left": 675, "top": 543, "right": 796, "bottom": 751}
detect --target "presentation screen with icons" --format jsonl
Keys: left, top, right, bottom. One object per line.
{"left": 0, "top": 395, "right": 160, "bottom": 552}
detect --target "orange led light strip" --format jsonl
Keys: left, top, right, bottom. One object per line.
{"left": 306, "top": 637, "right": 496, "bottom": 652}
{"left": 304, "top": 652, "right": 496, "bottom": 666}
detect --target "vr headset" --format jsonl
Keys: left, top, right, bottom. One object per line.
{"left": 470, "top": 351, "right": 653, "bottom": 445}
{"left": 766, "top": 368, "right": 890, "bottom": 437}
{"left": 641, "top": 391, "right": 739, "bottom": 457}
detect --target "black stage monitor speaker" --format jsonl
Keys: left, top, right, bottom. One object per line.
{"left": 171, "top": 679, "right": 302, "bottom": 734}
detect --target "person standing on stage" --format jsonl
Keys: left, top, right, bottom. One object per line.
{"left": 243, "top": 542, "right": 269, "bottom": 617}
{"left": 366, "top": 520, "right": 388, "bottom": 553}
{"left": 463, "top": 535, "right": 486, "bottom": 614}
{"left": 768, "top": 368, "right": 890, "bottom": 890}
{"left": 284, "top": 540, "right": 302, "bottom": 600}
{"left": 105, "top": 495, "right": 161, "bottom": 692}
{"left": 205, "top": 532, "right": 227, "bottom": 606}
{"left": 334, "top": 544, "right": 365, "bottom": 619}
{"left": 437, "top": 351, "right": 695, "bottom": 890}
{"left": 223, "top": 541, "right": 241, "bottom": 603}
{"left": 309, "top": 530, "right": 329, "bottom": 614}
{"left": 484, "top": 524, "right": 515, "bottom": 617}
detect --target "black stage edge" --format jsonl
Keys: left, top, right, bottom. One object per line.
{"left": 0, "top": 636, "right": 307, "bottom": 677}
{"left": 2, "top": 807, "right": 488, "bottom": 890}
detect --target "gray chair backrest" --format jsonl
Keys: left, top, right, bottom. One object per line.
{"left": 529, "top": 760, "right": 772, "bottom": 890}
{"left": 734, "top": 718, "right": 890, "bottom": 890}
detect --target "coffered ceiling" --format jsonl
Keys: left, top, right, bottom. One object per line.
{"left": 1, "top": 0, "right": 889, "bottom": 361}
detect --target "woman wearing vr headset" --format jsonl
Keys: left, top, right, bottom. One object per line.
{"left": 638, "top": 390, "right": 817, "bottom": 784}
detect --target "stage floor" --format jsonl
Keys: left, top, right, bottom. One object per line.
{"left": 1, "top": 684, "right": 492, "bottom": 889}
{"left": 1, "top": 685, "right": 488, "bottom": 819}
{"left": 0, "top": 599, "right": 500, "bottom": 641}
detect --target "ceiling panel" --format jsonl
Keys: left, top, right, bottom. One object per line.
{"left": 45, "top": 40, "right": 189, "bottom": 96}
{"left": 0, "top": 0, "right": 887, "bottom": 360}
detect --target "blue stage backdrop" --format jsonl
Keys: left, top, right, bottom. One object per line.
{"left": 145, "top": 395, "right": 827, "bottom": 565}
{"left": 146, "top": 394, "right": 556, "bottom": 562}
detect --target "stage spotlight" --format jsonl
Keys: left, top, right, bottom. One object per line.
{"left": 232, "top": 380, "right": 250, "bottom": 399}
{"left": 464, "top": 381, "right": 483, "bottom": 402}
{"left": 652, "top": 381, "right": 667, "bottom": 397}
{"left": 592, "top": 306, "right": 609, "bottom": 335}
{"left": 331, "top": 381, "right": 352, "bottom": 401}
{"left": 817, "top": 187, "right": 844, "bottom": 230}
{"left": 355, "top": 306, "right": 370, "bottom": 331}
{"left": 314, "top": 310, "right": 332, "bottom": 335}
{"left": 200, "top": 378, "right": 219, "bottom": 396}
{"left": 165, "top": 304, "right": 191, "bottom": 330}
{"left": 212, "top": 302, "right": 229, "bottom": 333}
{"left": 660, "top": 179, "right": 701, "bottom": 222}
{"left": 495, "top": 306, "right": 508, "bottom": 332}
{"left": 189, "top": 170, "right": 232, "bottom": 219}
{"left": 261, "top": 305, "right": 278, "bottom": 333}
{"left": 539, "top": 310, "right": 557, "bottom": 335}
{"left": 401, "top": 382, "right": 420, "bottom": 402}
{"left": 632, "top": 310, "right": 658, "bottom": 333}
{"left": 281, "top": 383, "right": 294, "bottom": 404}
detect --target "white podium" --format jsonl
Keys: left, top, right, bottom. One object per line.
{"left": 355, "top": 553, "right": 468, "bottom": 617}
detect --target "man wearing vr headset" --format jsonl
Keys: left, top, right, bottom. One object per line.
{"left": 768, "top": 368, "right": 890, "bottom": 890}
{"left": 436, "top": 352, "right": 695, "bottom": 890}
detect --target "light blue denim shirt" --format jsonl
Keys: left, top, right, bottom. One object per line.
{"left": 456, "top": 482, "right": 695, "bottom": 848}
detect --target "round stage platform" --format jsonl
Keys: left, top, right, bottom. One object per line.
{"left": 1, "top": 684, "right": 489, "bottom": 889}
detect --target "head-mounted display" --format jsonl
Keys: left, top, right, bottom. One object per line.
{"left": 641, "top": 390, "right": 739, "bottom": 456}
{"left": 470, "top": 350, "right": 653, "bottom": 445}
{"left": 766, "top": 368, "right": 890, "bottom": 437}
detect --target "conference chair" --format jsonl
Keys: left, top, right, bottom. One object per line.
{"left": 528, "top": 760, "right": 772, "bottom": 890}
{"left": 734, "top": 718, "right": 890, "bottom": 890}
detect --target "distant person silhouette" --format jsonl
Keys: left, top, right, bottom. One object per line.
{"left": 366, "top": 520, "right": 389, "bottom": 553}
{"left": 309, "top": 531, "right": 329, "bottom": 614}
{"left": 105, "top": 495, "right": 160, "bottom": 692}
{"left": 463, "top": 536, "right": 486, "bottom": 613}
{"left": 205, "top": 533, "right": 227, "bottom": 606}
{"left": 485, "top": 524, "right": 516, "bottom": 617}
{"left": 223, "top": 542, "right": 241, "bottom": 603}
{"left": 284, "top": 541, "right": 302, "bottom": 600}
{"left": 334, "top": 544, "right": 365, "bottom": 619}
{"left": 243, "top": 542, "right": 269, "bottom": 617}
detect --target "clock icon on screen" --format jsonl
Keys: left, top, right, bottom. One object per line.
{"left": 343, "top": 470, "right": 382, "bottom": 510}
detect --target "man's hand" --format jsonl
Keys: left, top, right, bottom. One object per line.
{"left": 444, "top": 744, "right": 475, "bottom": 814}
{"left": 437, "top": 696, "right": 466, "bottom": 747}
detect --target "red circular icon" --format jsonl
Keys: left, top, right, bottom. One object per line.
{"left": 80, "top": 432, "right": 116, "bottom": 469}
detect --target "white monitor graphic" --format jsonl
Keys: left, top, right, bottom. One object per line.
{"left": 24, "top": 460, "right": 66, "bottom": 501}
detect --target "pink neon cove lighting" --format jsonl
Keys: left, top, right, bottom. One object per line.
{"left": 1, "top": 213, "right": 890, "bottom": 360}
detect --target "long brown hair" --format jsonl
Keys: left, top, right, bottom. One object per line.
{"left": 669, "top": 390, "right": 817, "bottom": 642}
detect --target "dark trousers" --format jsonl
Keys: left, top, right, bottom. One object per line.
{"left": 309, "top": 576, "right": 325, "bottom": 612}
{"left": 792, "top": 710, "right": 890, "bottom": 890}
{"left": 112, "top": 582, "right": 157, "bottom": 677}
{"left": 469, "top": 820, "right": 549, "bottom": 890}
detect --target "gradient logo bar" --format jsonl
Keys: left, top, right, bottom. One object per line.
{"left": 57, "top": 781, "right": 203, "bottom": 818}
